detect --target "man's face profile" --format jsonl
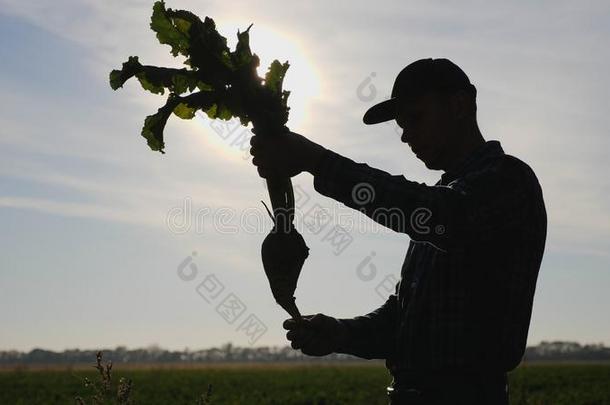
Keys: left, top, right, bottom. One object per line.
{"left": 395, "top": 92, "right": 453, "bottom": 170}
{"left": 395, "top": 90, "right": 468, "bottom": 171}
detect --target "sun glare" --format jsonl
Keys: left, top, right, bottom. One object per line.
{"left": 192, "top": 22, "right": 321, "bottom": 162}
{"left": 220, "top": 22, "right": 321, "bottom": 127}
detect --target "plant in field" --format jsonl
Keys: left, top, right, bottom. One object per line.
{"left": 74, "top": 352, "right": 214, "bottom": 404}
{"left": 195, "top": 384, "right": 213, "bottom": 405}
{"left": 74, "top": 351, "right": 133, "bottom": 405}
{"left": 109, "top": 0, "right": 308, "bottom": 320}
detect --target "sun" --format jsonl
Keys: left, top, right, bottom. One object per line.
{"left": 220, "top": 22, "right": 321, "bottom": 130}
{"left": 190, "top": 21, "right": 322, "bottom": 162}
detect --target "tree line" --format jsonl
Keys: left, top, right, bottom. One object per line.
{"left": 1, "top": 341, "right": 609, "bottom": 366}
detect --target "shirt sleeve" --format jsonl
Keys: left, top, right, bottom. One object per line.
{"left": 312, "top": 149, "right": 532, "bottom": 251}
{"left": 335, "top": 282, "right": 399, "bottom": 360}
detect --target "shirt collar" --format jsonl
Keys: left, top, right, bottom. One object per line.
{"left": 438, "top": 140, "right": 504, "bottom": 185}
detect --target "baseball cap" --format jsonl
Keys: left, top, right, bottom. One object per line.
{"left": 362, "top": 58, "right": 476, "bottom": 125}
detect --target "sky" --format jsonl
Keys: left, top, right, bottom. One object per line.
{"left": 1, "top": 0, "right": 609, "bottom": 352}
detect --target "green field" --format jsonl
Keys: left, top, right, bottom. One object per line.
{"left": 1, "top": 362, "right": 609, "bottom": 404}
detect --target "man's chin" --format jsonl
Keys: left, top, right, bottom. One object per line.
{"left": 420, "top": 153, "right": 443, "bottom": 170}
{"left": 423, "top": 160, "right": 442, "bottom": 170}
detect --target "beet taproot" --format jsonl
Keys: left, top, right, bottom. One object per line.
{"left": 260, "top": 198, "right": 309, "bottom": 320}
{"left": 261, "top": 225, "right": 309, "bottom": 320}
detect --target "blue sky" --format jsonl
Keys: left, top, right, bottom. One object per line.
{"left": 1, "top": 0, "right": 609, "bottom": 351}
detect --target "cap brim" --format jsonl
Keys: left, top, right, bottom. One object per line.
{"left": 363, "top": 98, "right": 397, "bottom": 125}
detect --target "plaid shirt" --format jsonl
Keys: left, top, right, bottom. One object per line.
{"left": 313, "top": 140, "right": 547, "bottom": 373}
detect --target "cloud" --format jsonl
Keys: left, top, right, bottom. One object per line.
{"left": 0, "top": 196, "right": 149, "bottom": 225}
{"left": 1, "top": 0, "right": 610, "bottom": 348}
{"left": 2, "top": 0, "right": 609, "bottom": 244}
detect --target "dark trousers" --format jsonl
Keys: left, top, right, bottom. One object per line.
{"left": 387, "top": 371, "right": 509, "bottom": 405}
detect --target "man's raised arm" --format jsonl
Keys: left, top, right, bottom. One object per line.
{"left": 250, "top": 131, "right": 535, "bottom": 251}
{"left": 311, "top": 148, "right": 535, "bottom": 251}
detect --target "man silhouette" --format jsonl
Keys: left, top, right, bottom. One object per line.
{"left": 250, "top": 58, "right": 547, "bottom": 405}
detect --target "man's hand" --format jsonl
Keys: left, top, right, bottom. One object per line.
{"left": 250, "top": 130, "right": 326, "bottom": 178}
{"left": 283, "top": 313, "right": 348, "bottom": 356}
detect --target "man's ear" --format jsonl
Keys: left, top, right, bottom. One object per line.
{"left": 450, "top": 90, "right": 470, "bottom": 120}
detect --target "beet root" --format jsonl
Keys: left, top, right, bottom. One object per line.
{"left": 261, "top": 225, "right": 309, "bottom": 320}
